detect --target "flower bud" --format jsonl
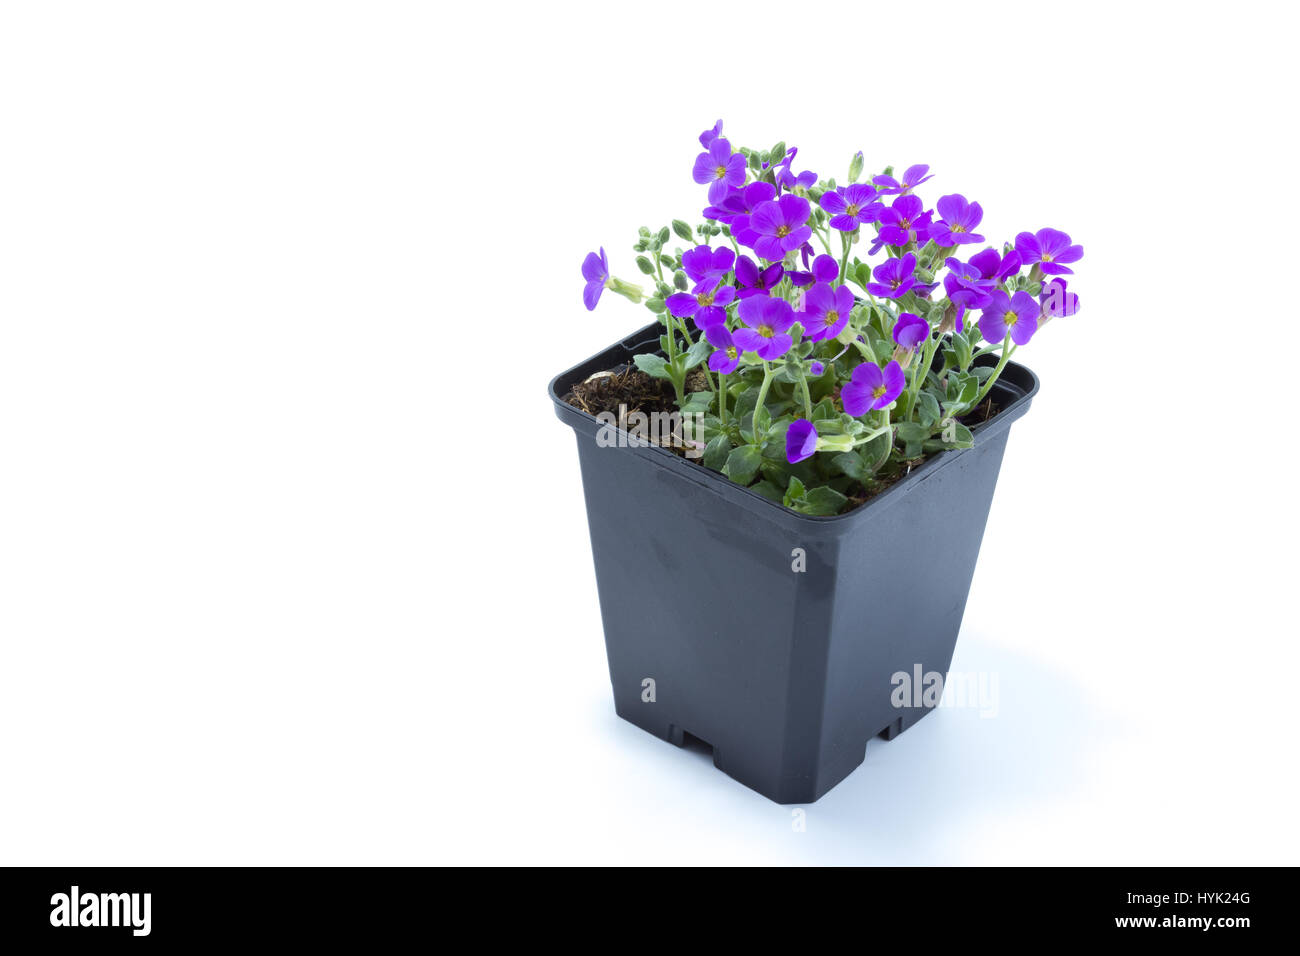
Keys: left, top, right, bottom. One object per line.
{"left": 892, "top": 345, "right": 913, "bottom": 369}
{"left": 848, "top": 151, "right": 864, "bottom": 184}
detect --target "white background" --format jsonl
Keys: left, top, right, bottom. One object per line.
{"left": 2, "top": 1, "right": 1297, "bottom": 865}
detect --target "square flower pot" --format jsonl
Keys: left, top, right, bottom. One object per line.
{"left": 550, "top": 322, "right": 1039, "bottom": 804}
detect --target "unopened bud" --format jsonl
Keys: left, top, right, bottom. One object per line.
{"left": 848, "top": 151, "right": 864, "bottom": 184}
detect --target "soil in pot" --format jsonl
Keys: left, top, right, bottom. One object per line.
{"left": 564, "top": 364, "right": 1004, "bottom": 511}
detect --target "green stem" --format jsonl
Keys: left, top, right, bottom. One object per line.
{"left": 839, "top": 230, "right": 852, "bottom": 284}
{"left": 751, "top": 363, "right": 774, "bottom": 435}
{"left": 795, "top": 367, "right": 813, "bottom": 419}
{"left": 718, "top": 371, "right": 728, "bottom": 425}
{"left": 974, "top": 335, "right": 1015, "bottom": 405}
{"left": 903, "top": 332, "right": 941, "bottom": 423}
{"left": 852, "top": 413, "right": 893, "bottom": 456}
{"left": 866, "top": 408, "right": 892, "bottom": 471}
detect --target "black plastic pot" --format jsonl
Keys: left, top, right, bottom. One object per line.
{"left": 549, "top": 322, "right": 1039, "bottom": 804}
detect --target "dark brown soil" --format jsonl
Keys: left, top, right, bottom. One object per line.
{"left": 565, "top": 366, "right": 707, "bottom": 418}
{"left": 565, "top": 363, "right": 1002, "bottom": 513}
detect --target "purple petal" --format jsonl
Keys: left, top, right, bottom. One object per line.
{"left": 936, "top": 194, "right": 967, "bottom": 223}
{"left": 786, "top": 419, "right": 819, "bottom": 463}
{"left": 581, "top": 249, "right": 607, "bottom": 283}
{"left": 880, "top": 361, "right": 906, "bottom": 405}
{"left": 777, "top": 193, "right": 811, "bottom": 226}
{"left": 665, "top": 292, "right": 699, "bottom": 317}
{"left": 820, "top": 190, "right": 848, "bottom": 214}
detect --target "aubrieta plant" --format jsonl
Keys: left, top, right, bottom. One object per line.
{"left": 581, "top": 121, "right": 1082, "bottom": 516}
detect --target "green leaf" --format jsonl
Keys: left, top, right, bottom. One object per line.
{"left": 680, "top": 390, "right": 713, "bottom": 415}
{"left": 945, "top": 370, "right": 979, "bottom": 408}
{"left": 633, "top": 353, "right": 672, "bottom": 380}
{"left": 831, "top": 451, "right": 868, "bottom": 480}
{"left": 797, "top": 485, "right": 849, "bottom": 516}
{"left": 916, "top": 391, "right": 941, "bottom": 428}
{"left": 952, "top": 332, "right": 972, "bottom": 370}
{"left": 723, "top": 444, "right": 763, "bottom": 485}
{"left": 853, "top": 260, "right": 872, "bottom": 291}
{"left": 939, "top": 421, "right": 974, "bottom": 449}
{"left": 702, "top": 433, "right": 731, "bottom": 471}
{"left": 895, "top": 421, "right": 932, "bottom": 443}
{"left": 782, "top": 476, "right": 807, "bottom": 508}
{"left": 682, "top": 339, "right": 712, "bottom": 371}
{"left": 811, "top": 399, "right": 837, "bottom": 422}
{"left": 750, "top": 479, "right": 783, "bottom": 502}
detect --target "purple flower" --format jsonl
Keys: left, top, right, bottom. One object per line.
{"left": 788, "top": 253, "right": 839, "bottom": 287}
{"left": 665, "top": 277, "right": 736, "bottom": 331}
{"left": 867, "top": 252, "right": 917, "bottom": 299}
{"left": 979, "top": 290, "right": 1039, "bottom": 345}
{"left": 706, "top": 323, "right": 741, "bottom": 374}
{"left": 892, "top": 312, "right": 930, "bottom": 350}
{"left": 699, "top": 119, "right": 723, "bottom": 148}
{"left": 929, "top": 194, "right": 984, "bottom": 246}
{"left": 681, "top": 245, "right": 736, "bottom": 285}
{"left": 582, "top": 247, "right": 608, "bottom": 311}
{"left": 843, "top": 361, "right": 905, "bottom": 415}
{"left": 969, "top": 247, "right": 1022, "bottom": 282}
{"left": 801, "top": 282, "right": 855, "bottom": 342}
{"left": 734, "top": 296, "right": 796, "bottom": 360}
{"left": 943, "top": 257, "right": 995, "bottom": 309}
{"left": 774, "top": 147, "right": 817, "bottom": 190}
{"left": 786, "top": 419, "right": 818, "bottom": 463}
{"left": 820, "top": 184, "right": 884, "bottom": 232}
{"left": 735, "top": 255, "right": 784, "bottom": 298}
{"left": 749, "top": 194, "right": 813, "bottom": 261}
{"left": 1039, "top": 278, "right": 1080, "bottom": 319}
{"left": 717, "top": 181, "right": 779, "bottom": 244}
{"left": 875, "top": 195, "right": 933, "bottom": 248}
{"left": 872, "top": 164, "right": 933, "bottom": 196}
{"left": 809, "top": 360, "right": 825, "bottom": 376}
{"left": 693, "top": 138, "right": 747, "bottom": 204}
{"left": 1015, "top": 228, "right": 1083, "bottom": 275}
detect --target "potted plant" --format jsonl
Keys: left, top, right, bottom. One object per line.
{"left": 551, "top": 122, "right": 1082, "bottom": 804}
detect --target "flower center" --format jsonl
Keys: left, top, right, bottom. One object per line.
{"left": 775, "top": 225, "right": 790, "bottom": 237}
{"left": 715, "top": 164, "right": 727, "bottom": 180}
{"left": 726, "top": 346, "right": 737, "bottom": 359}
{"left": 758, "top": 324, "right": 774, "bottom": 338}
{"left": 872, "top": 385, "right": 887, "bottom": 400}
{"left": 1004, "top": 309, "right": 1018, "bottom": 326}
{"left": 1041, "top": 252, "right": 1054, "bottom": 261}
{"left": 899, "top": 217, "right": 911, "bottom": 229}
{"left": 824, "top": 311, "right": 838, "bottom": 326}
{"left": 952, "top": 224, "right": 966, "bottom": 233}
{"left": 846, "top": 204, "right": 860, "bottom": 217}
{"left": 697, "top": 291, "right": 715, "bottom": 307}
